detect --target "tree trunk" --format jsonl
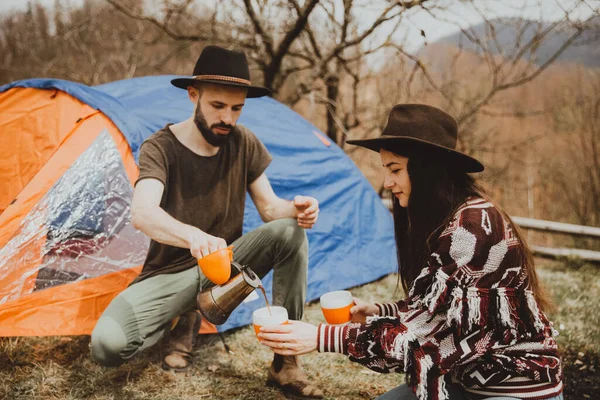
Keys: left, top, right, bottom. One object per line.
{"left": 325, "top": 75, "right": 340, "bottom": 144}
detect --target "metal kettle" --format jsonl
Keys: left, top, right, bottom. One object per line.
{"left": 196, "top": 261, "right": 262, "bottom": 325}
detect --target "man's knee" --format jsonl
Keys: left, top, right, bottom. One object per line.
{"left": 265, "top": 218, "right": 308, "bottom": 252}
{"left": 90, "top": 317, "right": 129, "bottom": 367}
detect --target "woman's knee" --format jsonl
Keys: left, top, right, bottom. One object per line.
{"left": 376, "top": 384, "right": 416, "bottom": 400}
{"left": 90, "top": 317, "right": 129, "bottom": 367}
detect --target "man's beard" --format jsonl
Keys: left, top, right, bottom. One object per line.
{"left": 194, "top": 102, "right": 234, "bottom": 147}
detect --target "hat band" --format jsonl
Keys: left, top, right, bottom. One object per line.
{"left": 194, "top": 75, "right": 251, "bottom": 86}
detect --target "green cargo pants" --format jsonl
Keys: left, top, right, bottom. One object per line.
{"left": 90, "top": 218, "right": 308, "bottom": 367}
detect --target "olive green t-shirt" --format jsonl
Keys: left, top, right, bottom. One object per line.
{"left": 133, "top": 124, "right": 272, "bottom": 283}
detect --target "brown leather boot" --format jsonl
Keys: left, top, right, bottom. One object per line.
{"left": 162, "top": 309, "right": 201, "bottom": 372}
{"left": 266, "top": 354, "right": 324, "bottom": 399}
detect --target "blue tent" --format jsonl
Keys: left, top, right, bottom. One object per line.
{"left": 0, "top": 76, "right": 396, "bottom": 333}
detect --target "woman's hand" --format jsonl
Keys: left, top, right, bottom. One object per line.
{"left": 258, "top": 321, "right": 318, "bottom": 355}
{"left": 350, "top": 297, "right": 379, "bottom": 324}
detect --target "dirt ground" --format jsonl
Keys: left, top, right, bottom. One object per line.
{"left": 1, "top": 261, "right": 599, "bottom": 399}
{"left": 562, "top": 349, "right": 600, "bottom": 399}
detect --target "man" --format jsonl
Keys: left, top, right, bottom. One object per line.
{"left": 90, "top": 45, "right": 323, "bottom": 399}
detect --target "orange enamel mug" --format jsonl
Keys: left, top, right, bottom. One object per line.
{"left": 320, "top": 290, "right": 354, "bottom": 325}
{"left": 197, "top": 246, "right": 233, "bottom": 285}
{"left": 252, "top": 306, "right": 289, "bottom": 338}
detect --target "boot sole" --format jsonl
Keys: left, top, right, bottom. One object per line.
{"left": 266, "top": 379, "right": 323, "bottom": 400}
{"left": 161, "top": 360, "right": 193, "bottom": 373}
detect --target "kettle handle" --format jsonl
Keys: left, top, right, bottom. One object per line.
{"left": 231, "top": 260, "right": 243, "bottom": 273}
{"left": 231, "top": 261, "right": 261, "bottom": 288}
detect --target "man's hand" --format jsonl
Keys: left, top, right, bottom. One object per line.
{"left": 188, "top": 228, "right": 227, "bottom": 259}
{"left": 293, "top": 195, "right": 319, "bottom": 229}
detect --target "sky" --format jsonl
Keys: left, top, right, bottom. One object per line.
{"left": 373, "top": 0, "right": 598, "bottom": 50}
{"left": 0, "top": 0, "right": 83, "bottom": 14}
{"left": 0, "top": 0, "right": 597, "bottom": 50}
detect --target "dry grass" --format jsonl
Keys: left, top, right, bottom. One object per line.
{"left": 0, "top": 261, "right": 598, "bottom": 400}
{"left": 539, "top": 262, "right": 600, "bottom": 354}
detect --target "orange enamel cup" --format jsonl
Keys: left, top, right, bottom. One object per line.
{"left": 252, "top": 306, "right": 288, "bottom": 338}
{"left": 320, "top": 290, "right": 354, "bottom": 325}
{"left": 197, "top": 246, "right": 233, "bottom": 285}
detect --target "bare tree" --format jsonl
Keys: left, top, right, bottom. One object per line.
{"left": 540, "top": 68, "right": 600, "bottom": 228}
{"left": 376, "top": 1, "right": 598, "bottom": 130}
{"left": 0, "top": 0, "right": 204, "bottom": 85}
{"left": 103, "top": 0, "right": 599, "bottom": 149}
{"left": 105, "top": 0, "right": 432, "bottom": 144}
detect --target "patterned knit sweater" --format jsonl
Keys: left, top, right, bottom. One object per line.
{"left": 318, "top": 198, "right": 563, "bottom": 400}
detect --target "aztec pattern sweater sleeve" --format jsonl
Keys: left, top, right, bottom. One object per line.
{"left": 317, "top": 198, "right": 562, "bottom": 400}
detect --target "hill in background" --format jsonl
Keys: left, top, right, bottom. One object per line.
{"left": 433, "top": 17, "right": 600, "bottom": 68}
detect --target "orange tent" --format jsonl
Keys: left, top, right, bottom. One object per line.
{"left": 0, "top": 80, "right": 217, "bottom": 336}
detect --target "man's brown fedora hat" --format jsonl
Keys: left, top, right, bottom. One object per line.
{"left": 347, "top": 104, "right": 484, "bottom": 173}
{"left": 171, "top": 45, "right": 271, "bottom": 98}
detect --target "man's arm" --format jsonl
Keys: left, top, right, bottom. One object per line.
{"left": 131, "top": 178, "right": 226, "bottom": 258}
{"left": 248, "top": 174, "right": 318, "bottom": 229}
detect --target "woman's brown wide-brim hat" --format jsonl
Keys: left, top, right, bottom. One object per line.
{"left": 171, "top": 45, "right": 271, "bottom": 98}
{"left": 347, "top": 104, "right": 484, "bottom": 173}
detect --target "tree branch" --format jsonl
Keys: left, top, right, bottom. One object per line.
{"left": 105, "top": 0, "right": 214, "bottom": 41}
{"left": 242, "top": 0, "right": 275, "bottom": 57}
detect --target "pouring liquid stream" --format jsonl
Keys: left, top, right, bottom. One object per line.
{"left": 258, "top": 285, "right": 272, "bottom": 316}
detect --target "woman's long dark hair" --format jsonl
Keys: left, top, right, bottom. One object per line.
{"left": 392, "top": 147, "right": 552, "bottom": 311}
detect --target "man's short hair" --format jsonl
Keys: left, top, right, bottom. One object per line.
{"left": 192, "top": 82, "right": 204, "bottom": 99}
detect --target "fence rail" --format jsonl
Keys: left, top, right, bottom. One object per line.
{"left": 512, "top": 216, "right": 600, "bottom": 263}
{"left": 511, "top": 216, "right": 600, "bottom": 239}
{"left": 381, "top": 198, "right": 600, "bottom": 263}
{"left": 530, "top": 246, "right": 600, "bottom": 263}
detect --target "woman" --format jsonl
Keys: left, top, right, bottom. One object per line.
{"left": 258, "top": 104, "right": 563, "bottom": 400}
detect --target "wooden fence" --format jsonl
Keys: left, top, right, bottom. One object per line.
{"left": 381, "top": 198, "right": 600, "bottom": 263}
{"left": 511, "top": 216, "right": 600, "bottom": 263}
